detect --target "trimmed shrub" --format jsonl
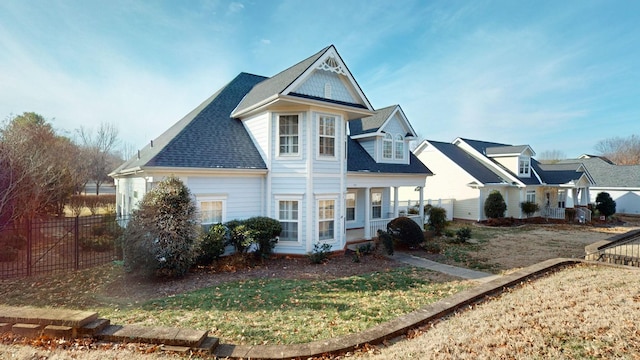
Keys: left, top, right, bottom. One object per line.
{"left": 123, "top": 176, "right": 201, "bottom": 278}
{"left": 520, "top": 201, "right": 539, "bottom": 218}
{"left": 308, "top": 243, "right": 332, "bottom": 264}
{"left": 595, "top": 192, "right": 616, "bottom": 219}
{"left": 421, "top": 240, "right": 441, "bottom": 254}
{"left": 427, "top": 206, "right": 447, "bottom": 236}
{"left": 484, "top": 190, "right": 507, "bottom": 219}
{"left": 225, "top": 219, "right": 253, "bottom": 254}
{"left": 376, "top": 229, "right": 394, "bottom": 256}
{"left": 197, "top": 223, "right": 227, "bottom": 265}
{"left": 243, "top": 216, "right": 282, "bottom": 259}
{"left": 387, "top": 216, "right": 425, "bottom": 247}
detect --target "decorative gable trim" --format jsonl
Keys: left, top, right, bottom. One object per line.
{"left": 283, "top": 46, "right": 374, "bottom": 112}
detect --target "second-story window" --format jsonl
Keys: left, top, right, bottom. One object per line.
{"left": 519, "top": 157, "right": 530, "bottom": 176}
{"left": 319, "top": 116, "right": 335, "bottom": 157}
{"left": 383, "top": 133, "right": 393, "bottom": 159}
{"left": 279, "top": 115, "right": 299, "bottom": 156}
{"left": 395, "top": 134, "right": 404, "bottom": 160}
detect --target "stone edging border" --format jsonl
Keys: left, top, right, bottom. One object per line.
{"left": 215, "top": 257, "right": 635, "bottom": 359}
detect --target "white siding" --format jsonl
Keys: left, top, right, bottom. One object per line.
{"left": 242, "top": 113, "right": 269, "bottom": 163}
{"left": 294, "top": 70, "right": 356, "bottom": 103}
{"left": 187, "top": 175, "right": 263, "bottom": 221}
{"left": 359, "top": 139, "right": 376, "bottom": 160}
{"left": 116, "top": 176, "right": 147, "bottom": 216}
{"left": 590, "top": 188, "right": 640, "bottom": 215}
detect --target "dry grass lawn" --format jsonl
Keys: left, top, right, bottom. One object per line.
{"left": 362, "top": 264, "right": 640, "bottom": 359}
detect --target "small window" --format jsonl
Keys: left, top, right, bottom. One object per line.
{"left": 558, "top": 190, "right": 566, "bottom": 208}
{"left": 319, "top": 116, "right": 335, "bottom": 156}
{"left": 346, "top": 192, "right": 356, "bottom": 221}
{"left": 201, "top": 200, "right": 224, "bottom": 225}
{"left": 519, "top": 157, "right": 530, "bottom": 175}
{"left": 279, "top": 115, "right": 299, "bottom": 156}
{"left": 371, "top": 191, "right": 382, "bottom": 219}
{"left": 278, "top": 200, "right": 299, "bottom": 242}
{"left": 526, "top": 190, "right": 536, "bottom": 203}
{"left": 383, "top": 134, "right": 393, "bottom": 159}
{"left": 318, "top": 199, "right": 335, "bottom": 241}
{"left": 395, "top": 134, "right": 404, "bottom": 159}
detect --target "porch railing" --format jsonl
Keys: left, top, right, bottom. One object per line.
{"left": 368, "top": 214, "right": 423, "bottom": 238}
{"left": 541, "top": 207, "right": 565, "bottom": 220}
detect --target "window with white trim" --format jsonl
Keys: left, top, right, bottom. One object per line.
{"left": 558, "top": 190, "right": 566, "bottom": 208}
{"left": 395, "top": 134, "right": 404, "bottom": 160}
{"left": 319, "top": 116, "right": 336, "bottom": 157}
{"left": 200, "top": 200, "right": 224, "bottom": 225}
{"left": 346, "top": 192, "right": 356, "bottom": 221}
{"left": 526, "top": 190, "right": 536, "bottom": 203}
{"left": 371, "top": 191, "right": 382, "bottom": 219}
{"left": 278, "top": 200, "right": 299, "bottom": 242}
{"left": 383, "top": 133, "right": 393, "bottom": 159}
{"left": 318, "top": 199, "right": 335, "bottom": 241}
{"left": 519, "top": 157, "right": 530, "bottom": 176}
{"left": 278, "top": 115, "right": 299, "bottom": 156}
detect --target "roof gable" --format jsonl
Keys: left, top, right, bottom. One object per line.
{"left": 350, "top": 105, "right": 417, "bottom": 138}
{"left": 232, "top": 45, "right": 373, "bottom": 117}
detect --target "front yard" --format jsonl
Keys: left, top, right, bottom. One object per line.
{"left": 1, "top": 219, "right": 639, "bottom": 359}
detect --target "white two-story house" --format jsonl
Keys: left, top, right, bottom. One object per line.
{"left": 110, "top": 45, "right": 432, "bottom": 255}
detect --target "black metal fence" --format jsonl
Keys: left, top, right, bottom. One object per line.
{"left": 0, "top": 215, "right": 126, "bottom": 279}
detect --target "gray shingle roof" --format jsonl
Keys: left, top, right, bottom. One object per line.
{"left": 112, "top": 72, "right": 268, "bottom": 174}
{"left": 535, "top": 161, "right": 587, "bottom": 185}
{"left": 486, "top": 145, "right": 531, "bottom": 156}
{"left": 427, "top": 141, "right": 506, "bottom": 184}
{"left": 348, "top": 138, "right": 432, "bottom": 175}
{"left": 349, "top": 105, "right": 397, "bottom": 136}
{"left": 557, "top": 157, "right": 640, "bottom": 187}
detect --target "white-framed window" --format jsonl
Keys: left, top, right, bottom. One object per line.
{"left": 519, "top": 157, "right": 530, "bottom": 176}
{"left": 200, "top": 199, "right": 225, "bottom": 225}
{"left": 318, "top": 115, "right": 336, "bottom": 157}
{"left": 371, "top": 191, "right": 382, "bottom": 219}
{"left": 278, "top": 114, "right": 299, "bottom": 156}
{"left": 278, "top": 200, "right": 299, "bottom": 242}
{"left": 346, "top": 192, "right": 356, "bottom": 221}
{"left": 558, "top": 190, "right": 566, "bottom": 208}
{"left": 526, "top": 190, "right": 536, "bottom": 203}
{"left": 395, "top": 134, "right": 404, "bottom": 160}
{"left": 318, "top": 199, "right": 335, "bottom": 241}
{"left": 383, "top": 133, "right": 393, "bottom": 159}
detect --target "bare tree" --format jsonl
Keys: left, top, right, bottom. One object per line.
{"left": 537, "top": 149, "right": 567, "bottom": 164}
{"left": 595, "top": 134, "right": 640, "bottom": 165}
{"left": 0, "top": 112, "right": 78, "bottom": 225}
{"left": 77, "top": 122, "right": 120, "bottom": 195}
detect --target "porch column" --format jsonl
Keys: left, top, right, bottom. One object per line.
{"left": 418, "top": 186, "right": 425, "bottom": 228}
{"left": 364, "top": 187, "right": 371, "bottom": 239}
{"left": 393, "top": 186, "right": 399, "bottom": 217}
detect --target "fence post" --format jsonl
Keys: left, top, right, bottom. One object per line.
{"left": 74, "top": 216, "right": 80, "bottom": 271}
{"left": 26, "top": 218, "right": 32, "bottom": 277}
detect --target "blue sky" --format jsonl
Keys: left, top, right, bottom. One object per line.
{"left": 1, "top": 0, "right": 638, "bottom": 158}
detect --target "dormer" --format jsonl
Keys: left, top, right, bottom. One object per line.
{"left": 348, "top": 105, "right": 417, "bottom": 165}
{"left": 485, "top": 145, "right": 536, "bottom": 178}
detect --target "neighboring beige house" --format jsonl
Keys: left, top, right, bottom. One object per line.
{"left": 406, "top": 138, "right": 594, "bottom": 222}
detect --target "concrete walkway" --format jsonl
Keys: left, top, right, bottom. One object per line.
{"left": 392, "top": 252, "right": 501, "bottom": 283}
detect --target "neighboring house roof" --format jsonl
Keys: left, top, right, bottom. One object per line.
{"left": 535, "top": 161, "right": 591, "bottom": 185}
{"left": 111, "top": 72, "right": 269, "bottom": 175}
{"left": 456, "top": 138, "right": 543, "bottom": 186}
{"left": 348, "top": 138, "right": 432, "bottom": 175}
{"left": 427, "top": 141, "right": 505, "bottom": 184}
{"left": 557, "top": 157, "right": 640, "bottom": 188}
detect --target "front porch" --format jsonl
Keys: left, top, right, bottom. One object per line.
{"left": 346, "top": 214, "right": 423, "bottom": 243}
